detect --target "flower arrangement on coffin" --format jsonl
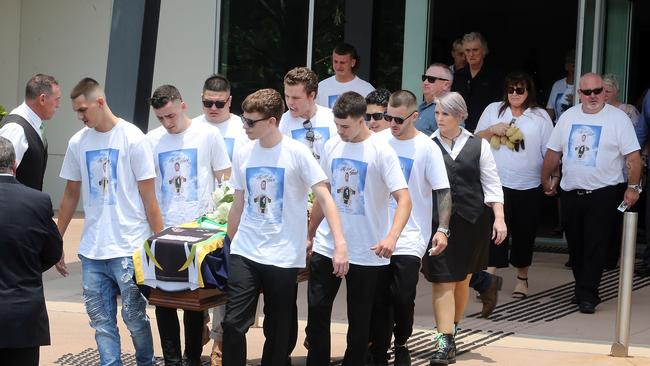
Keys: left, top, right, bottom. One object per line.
{"left": 307, "top": 191, "right": 315, "bottom": 221}
{"left": 208, "top": 181, "right": 234, "bottom": 225}
{"left": 0, "top": 105, "right": 7, "bottom": 122}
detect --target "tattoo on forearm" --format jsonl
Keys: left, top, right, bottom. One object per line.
{"left": 436, "top": 188, "right": 452, "bottom": 229}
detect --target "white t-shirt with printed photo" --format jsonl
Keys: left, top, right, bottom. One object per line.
{"left": 313, "top": 133, "right": 409, "bottom": 266}
{"left": 147, "top": 122, "right": 231, "bottom": 227}
{"left": 193, "top": 113, "right": 249, "bottom": 162}
{"left": 279, "top": 105, "right": 338, "bottom": 162}
{"left": 546, "top": 78, "right": 574, "bottom": 122}
{"left": 476, "top": 102, "right": 554, "bottom": 190}
{"left": 230, "top": 136, "right": 327, "bottom": 268}
{"left": 377, "top": 132, "right": 450, "bottom": 258}
{"left": 316, "top": 75, "right": 375, "bottom": 108}
{"left": 60, "top": 119, "right": 156, "bottom": 260}
{"left": 547, "top": 104, "right": 640, "bottom": 191}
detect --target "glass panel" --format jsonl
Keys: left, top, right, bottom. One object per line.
{"left": 312, "top": 0, "right": 345, "bottom": 80}
{"left": 370, "top": 0, "right": 405, "bottom": 91}
{"left": 219, "top": 0, "right": 309, "bottom": 113}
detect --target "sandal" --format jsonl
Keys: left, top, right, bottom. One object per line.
{"left": 512, "top": 276, "right": 528, "bottom": 299}
{"left": 210, "top": 351, "right": 222, "bottom": 366}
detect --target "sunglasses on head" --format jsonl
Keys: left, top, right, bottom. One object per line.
{"left": 507, "top": 86, "right": 527, "bottom": 95}
{"left": 579, "top": 87, "right": 604, "bottom": 96}
{"left": 303, "top": 120, "right": 315, "bottom": 142}
{"left": 421, "top": 75, "right": 448, "bottom": 83}
{"left": 202, "top": 99, "right": 227, "bottom": 109}
{"left": 241, "top": 115, "right": 269, "bottom": 127}
{"left": 383, "top": 111, "right": 415, "bottom": 124}
{"left": 149, "top": 95, "right": 180, "bottom": 109}
{"left": 365, "top": 112, "right": 384, "bottom": 121}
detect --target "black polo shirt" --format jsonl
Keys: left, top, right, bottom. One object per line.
{"left": 451, "top": 63, "right": 504, "bottom": 132}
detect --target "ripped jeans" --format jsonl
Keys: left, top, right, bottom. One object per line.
{"left": 80, "top": 255, "right": 154, "bottom": 366}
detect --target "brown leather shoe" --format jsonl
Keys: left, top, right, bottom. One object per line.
{"left": 211, "top": 351, "right": 222, "bottom": 366}
{"left": 480, "top": 274, "right": 500, "bottom": 317}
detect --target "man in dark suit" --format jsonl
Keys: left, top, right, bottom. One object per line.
{"left": 0, "top": 136, "right": 63, "bottom": 366}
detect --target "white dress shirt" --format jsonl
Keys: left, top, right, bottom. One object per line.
{"left": 0, "top": 102, "right": 45, "bottom": 166}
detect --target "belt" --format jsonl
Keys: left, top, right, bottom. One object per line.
{"left": 576, "top": 189, "right": 593, "bottom": 195}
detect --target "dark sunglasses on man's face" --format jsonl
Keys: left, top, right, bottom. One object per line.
{"left": 241, "top": 115, "right": 269, "bottom": 127}
{"left": 579, "top": 87, "right": 604, "bottom": 96}
{"left": 202, "top": 99, "right": 227, "bottom": 109}
{"left": 421, "top": 75, "right": 448, "bottom": 83}
{"left": 383, "top": 111, "right": 415, "bottom": 125}
{"left": 507, "top": 87, "right": 527, "bottom": 95}
{"left": 365, "top": 112, "right": 384, "bottom": 121}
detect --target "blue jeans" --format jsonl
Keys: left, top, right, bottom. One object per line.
{"left": 80, "top": 255, "right": 154, "bottom": 366}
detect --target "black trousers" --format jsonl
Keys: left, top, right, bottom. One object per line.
{"left": 222, "top": 255, "right": 298, "bottom": 366}
{"left": 155, "top": 306, "right": 204, "bottom": 364}
{"left": 306, "top": 252, "right": 385, "bottom": 366}
{"left": 488, "top": 186, "right": 543, "bottom": 268}
{"left": 369, "top": 255, "right": 421, "bottom": 359}
{"left": 561, "top": 185, "right": 622, "bottom": 303}
{"left": 0, "top": 347, "right": 39, "bottom": 366}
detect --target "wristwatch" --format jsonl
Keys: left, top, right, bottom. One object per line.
{"left": 436, "top": 227, "right": 451, "bottom": 238}
{"left": 628, "top": 184, "right": 643, "bottom": 194}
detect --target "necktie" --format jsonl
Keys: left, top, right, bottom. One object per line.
{"left": 39, "top": 123, "right": 48, "bottom": 150}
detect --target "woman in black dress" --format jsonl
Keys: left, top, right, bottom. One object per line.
{"left": 423, "top": 92, "right": 507, "bottom": 365}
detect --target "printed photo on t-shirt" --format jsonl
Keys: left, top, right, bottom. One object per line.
{"left": 389, "top": 156, "right": 414, "bottom": 209}
{"left": 245, "top": 167, "right": 285, "bottom": 224}
{"left": 331, "top": 158, "right": 367, "bottom": 215}
{"left": 159, "top": 149, "right": 198, "bottom": 206}
{"left": 567, "top": 124, "right": 601, "bottom": 167}
{"left": 86, "top": 148, "right": 119, "bottom": 206}
{"left": 223, "top": 137, "right": 235, "bottom": 161}
{"left": 328, "top": 95, "right": 339, "bottom": 108}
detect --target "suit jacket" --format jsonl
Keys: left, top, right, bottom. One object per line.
{"left": 0, "top": 175, "right": 62, "bottom": 348}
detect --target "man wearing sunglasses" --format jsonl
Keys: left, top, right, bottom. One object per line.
{"left": 193, "top": 74, "right": 248, "bottom": 163}
{"left": 542, "top": 73, "right": 642, "bottom": 314}
{"left": 306, "top": 91, "right": 411, "bottom": 366}
{"left": 316, "top": 43, "right": 375, "bottom": 108}
{"left": 280, "top": 67, "right": 337, "bottom": 162}
{"left": 365, "top": 88, "right": 391, "bottom": 133}
{"left": 368, "top": 90, "right": 450, "bottom": 366}
{"left": 416, "top": 63, "right": 453, "bottom": 137}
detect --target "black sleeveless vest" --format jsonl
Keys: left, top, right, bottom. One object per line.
{"left": 0, "top": 114, "right": 47, "bottom": 191}
{"left": 433, "top": 135, "right": 485, "bottom": 224}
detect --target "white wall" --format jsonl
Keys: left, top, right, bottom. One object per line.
{"left": 0, "top": 0, "right": 22, "bottom": 109}
{"left": 15, "top": 0, "right": 113, "bottom": 207}
{"left": 148, "top": 0, "right": 218, "bottom": 132}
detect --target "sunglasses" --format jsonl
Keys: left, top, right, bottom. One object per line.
{"left": 579, "top": 87, "right": 604, "bottom": 96}
{"left": 149, "top": 95, "right": 180, "bottom": 109}
{"left": 421, "top": 75, "right": 448, "bottom": 83}
{"left": 241, "top": 115, "right": 269, "bottom": 127}
{"left": 303, "top": 120, "right": 315, "bottom": 142}
{"left": 383, "top": 111, "right": 415, "bottom": 124}
{"left": 364, "top": 112, "right": 384, "bottom": 121}
{"left": 202, "top": 99, "right": 227, "bottom": 109}
{"left": 507, "top": 87, "right": 527, "bottom": 95}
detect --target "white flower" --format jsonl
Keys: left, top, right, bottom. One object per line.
{"left": 215, "top": 201, "right": 233, "bottom": 224}
{"left": 212, "top": 186, "right": 226, "bottom": 206}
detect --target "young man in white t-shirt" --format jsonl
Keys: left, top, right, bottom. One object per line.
{"left": 56, "top": 78, "right": 163, "bottom": 366}
{"left": 280, "top": 67, "right": 337, "bottom": 162}
{"left": 192, "top": 74, "right": 248, "bottom": 162}
{"left": 369, "top": 90, "right": 452, "bottom": 365}
{"left": 222, "top": 88, "right": 348, "bottom": 365}
{"left": 542, "top": 73, "right": 641, "bottom": 314}
{"left": 316, "top": 43, "right": 375, "bottom": 108}
{"left": 147, "top": 84, "right": 231, "bottom": 365}
{"left": 306, "top": 91, "right": 412, "bottom": 366}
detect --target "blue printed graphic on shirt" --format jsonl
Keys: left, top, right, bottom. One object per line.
{"left": 389, "top": 156, "right": 414, "bottom": 208}
{"left": 291, "top": 127, "right": 331, "bottom": 160}
{"left": 331, "top": 158, "right": 368, "bottom": 215}
{"left": 86, "top": 148, "right": 119, "bottom": 206}
{"left": 159, "top": 149, "right": 198, "bottom": 209}
{"left": 566, "top": 124, "right": 601, "bottom": 167}
{"left": 223, "top": 137, "right": 235, "bottom": 161}
{"left": 245, "top": 166, "right": 285, "bottom": 224}
{"left": 328, "top": 95, "right": 339, "bottom": 108}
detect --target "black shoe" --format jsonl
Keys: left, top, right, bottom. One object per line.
{"left": 564, "top": 260, "right": 572, "bottom": 268}
{"left": 394, "top": 345, "right": 411, "bottom": 366}
{"left": 479, "top": 274, "right": 500, "bottom": 318}
{"left": 635, "top": 264, "right": 650, "bottom": 277}
{"left": 160, "top": 339, "right": 183, "bottom": 366}
{"left": 578, "top": 301, "right": 596, "bottom": 314}
{"left": 429, "top": 333, "right": 456, "bottom": 365}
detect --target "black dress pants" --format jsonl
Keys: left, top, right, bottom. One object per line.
{"left": 155, "top": 306, "right": 204, "bottom": 365}
{"left": 0, "top": 347, "right": 39, "bottom": 366}
{"left": 222, "top": 254, "right": 298, "bottom": 366}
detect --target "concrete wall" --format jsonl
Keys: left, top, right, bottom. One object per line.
{"left": 0, "top": 0, "right": 22, "bottom": 109}
{"left": 148, "top": 0, "right": 218, "bottom": 132}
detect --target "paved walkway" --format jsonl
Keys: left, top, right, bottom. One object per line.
{"left": 41, "top": 219, "right": 650, "bottom": 365}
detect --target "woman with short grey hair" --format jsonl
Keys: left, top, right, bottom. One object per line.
{"left": 603, "top": 73, "right": 641, "bottom": 140}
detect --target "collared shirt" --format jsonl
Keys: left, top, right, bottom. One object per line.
{"left": 451, "top": 64, "right": 503, "bottom": 132}
{"left": 415, "top": 100, "right": 437, "bottom": 137}
{"left": 0, "top": 102, "right": 45, "bottom": 166}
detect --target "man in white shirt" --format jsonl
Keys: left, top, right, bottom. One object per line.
{"left": 542, "top": 73, "right": 642, "bottom": 314}
{"left": 370, "top": 90, "right": 451, "bottom": 366}
{"left": 193, "top": 74, "right": 248, "bottom": 162}
{"left": 546, "top": 50, "right": 575, "bottom": 123}
{"left": 306, "top": 91, "right": 412, "bottom": 366}
{"left": 56, "top": 78, "right": 163, "bottom": 365}
{"left": 315, "top": 43, "right": 375, "bottom": 108}
{"left": 222, "top": 88, "right": 348, "bottom": 366}
{"left": 0, "top": 74, "right": 61, "bottom": 190}
{"left": 280, "top": 67, "right": 338, "bottom": 162}
{"left": 147, "top": 84, "right": 231, "bottom": 366}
